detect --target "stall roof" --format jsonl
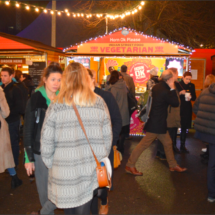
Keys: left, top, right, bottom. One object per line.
{"left": 0, "top": 32, "right": 64, "bottom": 55}
{"left": 64, "top": 28, "right": 192, "bottom": 57}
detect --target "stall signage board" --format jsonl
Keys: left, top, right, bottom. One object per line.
{"left": 0, "top": 58, "right": 26, "bottom": 64}
{"left": 29, "top": 62, "right": 46, "bottom": 86}
{"left": 77, "top": 30, "right": 178, "bottom": 54}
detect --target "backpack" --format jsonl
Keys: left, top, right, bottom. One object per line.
{"left": 138, "top": 90, "right": 153, "bottom": 123}
{"left": 127, "top": 89, "right": 137, "bottom": 115}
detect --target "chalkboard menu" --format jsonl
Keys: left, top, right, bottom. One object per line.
{"left": 29, "top": 62, "right": 46, "bottom": 86}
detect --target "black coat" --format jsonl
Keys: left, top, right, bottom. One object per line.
{"left": 145, "top": 81, "right": 179, "bottom": 134}
{"left": 2, "top": 82, "right": 24, "bottom": 123}
{"left": 176, "top": 80, "right": 196, "bottom": 129}
{"left": 94, "top": 87, "right": 122, "bottom": 168}
{"left": 23, "top": 91, "right": 47, "bottom": 162}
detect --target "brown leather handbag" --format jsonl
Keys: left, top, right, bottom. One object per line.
{"left": 72, "top": 103, "right": 111, "bottom": 188}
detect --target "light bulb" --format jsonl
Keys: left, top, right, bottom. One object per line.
{"left": 50, "top": 10, "right": 54, "bottom": 14}
{"left": 5, "top": 1, "right": 10, "bottom": 5}
{"left": 81, "top": 13, "right": 84, "bottom": 17}
{"left": 67, "top": 13, "right": 70, "bottom": 16}
{"left": 77, "top": 13, "right": 80, "bottom": 17}
{"left": 26, "top": 6, "right": 30, "bottom": 10}
{"left": 35, "top": 8, "right": 39, "bottom": 12}
{"left": 58, "top": 11, "right": 61, "bottom": 15}
{"left": 65, "top": 9, "right": 68, "bottom": 13}
{"left": 139, "top": 6, "right": 142, "bottom": 10}
{"left": 44, "top": 9, "right": 47, "bottom": 13}
{"left": 141, "top": 1, "right": 145, "bottom": 5}
{"left": 73, "top": 14, "right": 76, "bottom": 17}
{"left": 16, "top": 3, "right": 20, "bottom": 7}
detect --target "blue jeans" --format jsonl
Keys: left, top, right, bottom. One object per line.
{"left": 208, "top": 143, "right": 215, "bottom": 198}
{"left": 8, "top": 120, "right": 20, "bottom": 166}
{"left": 7, "top": 168, "right": 16, "bottom": 176}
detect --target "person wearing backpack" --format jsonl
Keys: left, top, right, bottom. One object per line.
{"left": 1, "top": 67, "right": 24, "bottom": 167}
{"left": 125, "top": 70, "right": 187, "bottom": 175}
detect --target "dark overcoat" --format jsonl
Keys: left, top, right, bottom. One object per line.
{"left": 145, "top": 81, "right": 179, "bottom": 134}
{"left": 176, "top": 80, "right": 196, "bottom": 129}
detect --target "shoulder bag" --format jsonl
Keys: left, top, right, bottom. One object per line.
{"left": 72, "top": 103, "right": 111, "bottom": 189}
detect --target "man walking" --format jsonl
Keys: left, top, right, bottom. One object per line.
{"left": 125, "top": 70, "right": 187, "bottom": 176}
{"left": 1, "top": 67, "right": 24, "bottom": 167}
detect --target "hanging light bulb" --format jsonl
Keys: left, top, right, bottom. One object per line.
{"left": 35, "top": 8, "right": 39, "bottom": 12}
{"left": 50, "top": 10, "right": 54, "bottom": 14}
{"left": 134, "top": 9, "right": 138, "bottom": 13}
{"left": 65, "top": 9, "right": 68, "bottom": 13}
{"left": 5, "top": 1, "right": 10, "bottom": 5}
{"left": 141, "top": 1, "right": 145, "bottom": 5}
{"left": 73, "top": 14, "right": 76, "bottom": 17}
{"left": 77, "top": 13, "right": 80, "bottom": 17}
{"left": 132, "top": 11, "right": 134, "bottom": 14}
{"left": 16, "top": 3, "right": 20, "bottom": 7}
{"left": 58, "top": 11, "right": 61, "bottom": 15}
{"left": 44, "top": 9, "right": 47, "bottom": 13}
{"left": 26, "top": 6, "right": 30, "bottom": 10}
{"left": 67, "top": 13, "right": 70, "bottom": 16}
{"left": 128, "top": 12, "right": 131, "bottom": 15}
{"left": 81, "top": 13, "right": 84, "bottom": 17}
{"left": 96, "top": 14, "right": 99, "bottom": 17}
{"left": 139, "top": 6, "right": 142, "bottom": 10}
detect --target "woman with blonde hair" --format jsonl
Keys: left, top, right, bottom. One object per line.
{"left": 41, "top": 62, "right": 112, "bottom": 214}
{"left": 204, "top": 74, "right": 215, "bottom": 89}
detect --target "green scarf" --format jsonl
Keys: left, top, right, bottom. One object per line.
{"left": 35, "top": 85, "right": 59, "bottom": 106}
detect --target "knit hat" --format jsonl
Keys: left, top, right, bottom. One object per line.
{"left": 150, "top": 67, "right": 158, "bottom": 76}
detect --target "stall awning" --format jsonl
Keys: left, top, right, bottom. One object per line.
{"left": 64, "top": 28, "right": 192, "bottom": 56}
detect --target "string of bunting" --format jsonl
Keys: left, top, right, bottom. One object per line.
{"left": 2, "top": 0, "right": 145, "bottom": 19}
{"left": 63, "top": 27, "right": 193, "bottom": 52}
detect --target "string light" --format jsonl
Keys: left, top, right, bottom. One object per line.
{"left": 58, "top": 11, "right": 61, "bottom": 15}
{"left": 67, "top": 13, "right": 70, "bottom": 16}
{"left": 50, "top": 10, "right": 54, "bottom": 15}
{"left": 63, "top": 28, "right": 193, "bottom": 53}
{"left": 3, "top": 1, "right": 146, "bottom": 20}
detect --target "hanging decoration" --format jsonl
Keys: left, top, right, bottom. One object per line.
{"left": 2, "top": 0, "right": 145, "bottom": 19}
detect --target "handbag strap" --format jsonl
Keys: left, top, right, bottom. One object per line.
{"left": 72, "top": 103, "right": 101, "bottom": 168}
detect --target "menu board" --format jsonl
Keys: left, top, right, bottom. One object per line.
{"left": 29, "top": 62, "right": 46, "bottom": 86}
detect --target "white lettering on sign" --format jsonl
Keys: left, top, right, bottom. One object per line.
{"left": 127, "top": 38, "right": 141, "bottom": 42}
{"left": 134, "top": 66, "right": 145, "bottom": 79}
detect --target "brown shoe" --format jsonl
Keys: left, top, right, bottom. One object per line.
{"left": 125, "top": 166, "right": 143, "bottom": 176}
{"left": 99, "top": 199, "right": 108, "bottom": 215}
{"left": 169, "top": 165, "right": 187, "bottom": 172}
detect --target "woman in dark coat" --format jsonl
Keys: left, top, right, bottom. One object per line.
{"left": 176, "top": 71, "right": 196, "bottom": 153}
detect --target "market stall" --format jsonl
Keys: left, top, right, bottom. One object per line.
{"left": 64, "top": 28, "right": 192, "bottom": 135}
{"left": 0, "top": 32, "right": 66, "bottom": 86}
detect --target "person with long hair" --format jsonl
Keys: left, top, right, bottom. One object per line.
{"left": 23, "top": 62, "right": 63, "bottom": 214}
{"left": 105, "top": 70, "right": 129, "bottom": 155}
{"left": 40, "top": 62, "right": 112, "bottom": 214}
{"left": 203, "top": 74, "right": 215, "bottom": 89}
{"left": 176, "top": 71, "right": 196, "bottom": 153}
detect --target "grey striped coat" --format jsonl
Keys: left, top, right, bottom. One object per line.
{"left": 41, "top": 96, "right": 112, "bottom": 209}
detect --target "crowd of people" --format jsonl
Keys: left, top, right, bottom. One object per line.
{"left": 0, "top": 61, "right": 215, "bottom": 214}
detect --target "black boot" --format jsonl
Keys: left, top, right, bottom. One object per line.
{"left": 180, "top": 128, "right": 189, "bottom": 153}
{"left": 173, "top": 141, "right": 181, "bottom": 153}
{"left": 11, "top": 174, "right": 22, "bottom": 189}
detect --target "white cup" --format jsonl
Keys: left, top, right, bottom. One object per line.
{"left": 185, "top": 92, "right": 191, "bottom": 101}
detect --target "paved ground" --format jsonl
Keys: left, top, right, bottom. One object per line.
{"left": 1, "top": 130, "right": 215, "bottom": 214}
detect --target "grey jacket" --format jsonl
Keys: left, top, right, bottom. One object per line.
{"left": 106, "top": 79, "right": 130, "bottom": 126}
{"left": 193, "top": 83, "right": 215, "bottom": 135}
{"left": 121, "top": 73, "right": 135, "bottom": 97}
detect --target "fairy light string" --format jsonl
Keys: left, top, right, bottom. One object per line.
{"left": 3, "top": 0, "right": 145, "bottom": 19}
